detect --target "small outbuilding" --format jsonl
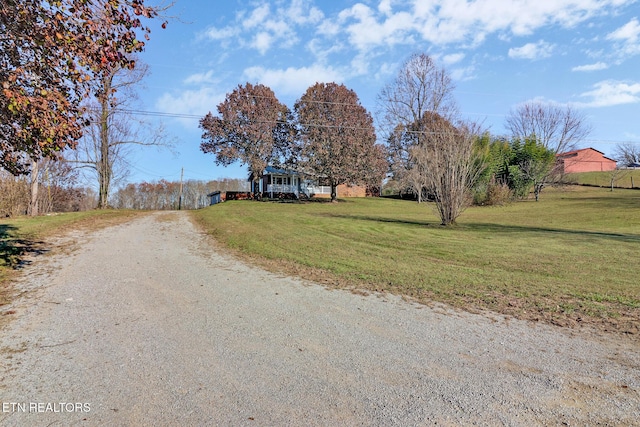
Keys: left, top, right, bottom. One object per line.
{"left": 207, "top": 191, "right": 222, "bottom": 206}
{"left": 556, "top": 148, "right": 617, "bottom": 174}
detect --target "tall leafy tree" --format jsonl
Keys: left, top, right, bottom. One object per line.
{"left": 199, "top": 83, "right": 292, "bottom": 198}
{"left": 2, "top": 0, "right": 168, "bottom": 215}
{"left": 295, "top": 82, "right": 387, "bottom": 202}
{"left": 1, "top": 0, "right": 166, "bottom": 174}
{"left": 508, "top": 138, "right": 556, "bottom": 201}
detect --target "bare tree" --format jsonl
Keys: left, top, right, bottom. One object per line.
{"left": 505, "top": 102, "right": 592, "bottom": 154}
{"left": 72, "top": 61, "right": 172, "bottom": 208}
{"left": 410, "top": 113, "right": 484, "bottom": 225}
{"left": 0, "top": 170, "right": 29, "bottom": 217}
{"left": 378, "top": 53, "right": 458, "bottom": 200}
{"left": 387, "top": 124, "right": 430, "bottom": 202}
{"left": 613, "top": 141, "right": 640, "bottom": 165}
{"left": 378, "top": 53, "right": 458, "bottom": 130}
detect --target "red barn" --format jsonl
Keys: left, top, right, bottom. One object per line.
{"left": 556, "top": 148, "right": 617, "bottom": 174}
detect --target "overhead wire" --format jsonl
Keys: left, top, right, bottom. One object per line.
{"left": 107, "top": 107, "right": 640, "bottom": 146}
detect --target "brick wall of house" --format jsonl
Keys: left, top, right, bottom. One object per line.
{"left": 337, "top": 184, "right": 367, "bottom": 197}
{"left": 558, "top": 148, "right": 617, "bottom": 174}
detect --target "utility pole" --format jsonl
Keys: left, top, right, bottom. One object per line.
{"left": 178, "top": 167, "right": 184, "bottom": 210}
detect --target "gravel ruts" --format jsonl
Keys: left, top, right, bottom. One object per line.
{"left": 1, "top": 211, "right": 638, "bottom": 426}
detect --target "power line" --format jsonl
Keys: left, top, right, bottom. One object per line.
{"left": 97, "top": 107, "right": 640, "bottom": 146}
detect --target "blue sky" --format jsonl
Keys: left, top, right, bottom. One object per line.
{"left": 126, "top": 0, "right": 640, "bottom": 184}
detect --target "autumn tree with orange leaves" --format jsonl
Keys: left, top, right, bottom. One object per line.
{"left": 295, "top": 82, "right": 387, "bottom": 202}
{"left": 199, "top": 83, "right": 293, "bottom": 198}
{"left": 1, "top": 0, "right": 167, "bottom": 175}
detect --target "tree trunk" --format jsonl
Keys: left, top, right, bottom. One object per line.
{"left": 253, "top": 178, "right": 261, "bottom": 200}
{"left": 534, "top": 183, "right": 543, "bottom": 201}
{"left": 97, "top": 77, "right": 112, "bottom": 209}
{"left": 29, "top": 159, "right": 39, "bottom": 216}
{"left": 330, "top": 183, "right": 337, "bottom": 202}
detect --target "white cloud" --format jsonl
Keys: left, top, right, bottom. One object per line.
{"left": 442, "top": 53, "right": 465, "bottom": 65}
{"left": 183, "top": 71, "right": 216, "bottom": 85}
{"left": 243, "top": 64, "right": 345, "bottom": 97}
{"left": 572, "top": 62, "right": 609, "bottom": 72}
{"left": 607, "top": 17, "right": 640, "bottom": 43}
{"left": 450, "top": 65, "right": 476, "bottom": 81}
{"left": 286, "top": 0, "right": 324, "bottom": 25}
{"left": 201, "top": 0, "right": 632, "bottom": 66}
{"left": 578, "top": 80, "right": 640, "bottom": 107}
{"left": 606, "top": 17, "right": 640, "bottom": 57}
{"left": 202, "top": 26, "right": 238, "bottom": 41}
{"left": 156, "top": 87, "right": 226, "bottom": 128}
{"left": 335, "top": 4, "right": 415, "bottom": 51}
{"left": 410, "top": 0, "right": 629, "bottom": 46}
{"left": 379, "top": 0, "right": 393, "bottom": 16}
{"left": 204, "top": 0, "right": 324, "bottom": 55}
{"left": 252, "top": 32, "right": 274, "bottom": 54}
{"left": 508, "top": 40, "right": 554, "bottom": 60}
{"left": 325, "top": 0, "right": 633, "bottom": 56}
{"left": 242, "top": 4, "right": 271, "bottom": 30}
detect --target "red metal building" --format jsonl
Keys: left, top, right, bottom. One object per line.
{"left": 556, "top": 148, "right": 617, "bottom": 173}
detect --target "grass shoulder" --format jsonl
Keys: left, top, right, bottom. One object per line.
{"left": 191, "top": 186, "right": 640, "bottom": 338}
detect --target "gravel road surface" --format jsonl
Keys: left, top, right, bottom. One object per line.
{"left": 1, "top": 211, "right": 638, "bottom": 426}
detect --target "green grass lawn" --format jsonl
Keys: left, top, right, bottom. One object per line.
{"left": 566, "top": 170, "right": 640, "bottom": 188}
{"left": 191, "top": 186, "right": 640, "bottom": 334}
{"left": 0, "top": 210, "right": 143, "bottom": 304}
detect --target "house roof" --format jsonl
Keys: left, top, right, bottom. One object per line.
{"left": 556, "top": 147, "right": 616, "bottom": 162}
{"left": 265, "top": 166, "right": 299, "bottom": 175}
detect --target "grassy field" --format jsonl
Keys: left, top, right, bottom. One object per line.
{"left": 191, "top": 186, "right": 640, "bottom": 335}
{"left": 0, "top": 210, "right": 143, "bottom": 305}
{"left": 566, "top": 170, "right": 640, "bottom": 188}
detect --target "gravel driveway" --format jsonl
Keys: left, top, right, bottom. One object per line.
{"left": 1, "top": 211, "right": 638, "bottom": 426}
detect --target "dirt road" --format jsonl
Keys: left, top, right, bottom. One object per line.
{"left": 1, "top": 211, "right": 638, "bottom": 426}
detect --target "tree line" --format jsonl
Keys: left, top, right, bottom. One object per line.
{"left": 111, "top": 178, "right": 248, "bottom": 211}
{"left": 0, "top": 160, "right": 95, "bottom": 217}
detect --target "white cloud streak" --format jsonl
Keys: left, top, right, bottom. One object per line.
{"left": 572, "top": 62, "right": 609, "bottom": 72}
{"left": 202, "top": 0, "right": 632, "bottom": 58}
{"left": 577, "top": 80, "right": 640, "bottom": 107}
{"left": 606, "top": 17, "right": 640, "bottom": 57}
{"left": 508, "top": 40, "right": 554, "bottom": 60}
{"left": 607, "top": 17, "right": 640, "bottom": 43}
{"left": 203, "top": 0, "right": 324, "bottom": 55}
{"left": 243, "top": 64, "right": 345, "bottom": 97}
{"left": 155, "top": 87, "right": 226, "bottom": 128}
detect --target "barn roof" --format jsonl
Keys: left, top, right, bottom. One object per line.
{"left": 556, "top": 147, "right": 616, "bottom": 162}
